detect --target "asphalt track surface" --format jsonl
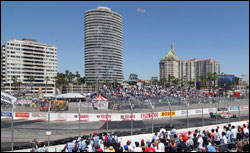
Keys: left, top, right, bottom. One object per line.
{"left": 1, "top": 111, "right": 249, "bottom": 151}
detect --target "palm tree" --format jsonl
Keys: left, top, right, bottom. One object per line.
{"left": 45, "top": 76, "right": 50, "bottom": 95}
{"left": 172, "top": 78, "right": 180, "bottom": 87}
{"left": 68, "top": 72, "right": 75, "bottom": 83}
{"left": 167, "top": 75, "right": 175, "bottom": 87}
{"left": 211, "top": 72, "right": 219, "bottom": 92}
{"left": 187, "top": 79, "right": 195, "bottom": 87}
{"left": 17, "top": 81, "right": 22, "bottom": 96}
{"left": 207, "top": 72, "right": 214, "bottom": 93}
{"left": 75, "top": 71, "right": 81, "bottom": 84}
{"left": 28, "top": 76, "right": 35, "bottom": 95}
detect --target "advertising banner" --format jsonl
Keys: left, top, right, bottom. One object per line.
{"left": 93, "top": 101, "right": 108, "bottom": 110}
{"left": 15, "top": 112, "right": 30, "bottom": 118}
{"left": 240, "top": 105, "right": 249, "bottom": 110}
{"left": 120, "top": 114, "right": 136, "bottom": 121}
{"left": 97, "top": 114, "right": 112, "bottom": 121}
{"left": 80, "top": 114, "right": 89, "bottom": 121}
{"left": 31, "top": 113, "right": 47, "bottom": 120}
{"left": 160, "top": 111, "right": 176, "bottom": 117}
{"left": 140, "top": 112, "right": 159, "bottom": 120}
{"left": 1, "top": 112, "right": 12, "bottom": 117}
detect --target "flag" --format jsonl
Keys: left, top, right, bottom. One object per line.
{"left": 1, "top": 91, "right": 17, "bottom": 105}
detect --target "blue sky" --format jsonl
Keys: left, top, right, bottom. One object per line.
{"left": 1, "top": 1, "right": 249, "bottom": 80}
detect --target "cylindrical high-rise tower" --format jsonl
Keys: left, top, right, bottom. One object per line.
{"left": 84, "top": 6, "right": 123, "bottom": 83}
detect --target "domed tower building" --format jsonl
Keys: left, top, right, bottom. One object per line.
{"left": 84, "top": 6, "right": 124, "bottom": 83}
{"left": 159, "top": 41, "right": 179, "bottom": 81}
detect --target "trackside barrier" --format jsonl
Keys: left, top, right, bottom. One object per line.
{"left": 1, "top": 105, "right": 249, "bottom": 122}
{"left": 9, "top": 120, "right": 249, "bottom": 152}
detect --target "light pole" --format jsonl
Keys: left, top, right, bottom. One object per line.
{"left": 129, "top": 99, "right": 133, "bottom": 135}
{"left": 11, "top": 103, "right": 14, "bottom": 151}
{"left": 167, "top": 99, "right": 172, "bottom": 128}
{"left": 78, "top": 97, "right": 81, "bottom": 137}
{"left": 199, "top": 99, "right": 204, "bottom": 126}
{"left": 47, "top": 98, "right": 51, "bottom": 147}
{"left": 149, "top": 99, "right": 154, "bottom": 133}
{"left": 186, "top": 102, "right": 189, "bottom": 129}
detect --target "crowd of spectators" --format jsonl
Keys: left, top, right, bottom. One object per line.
{"left": 99, "top": 85, "right": 214, "bottom": 103}
{"left": 32, "top": 122, "right": 249, "bottom": 152}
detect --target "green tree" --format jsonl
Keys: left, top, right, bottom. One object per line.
{"left": 54, "top": 73, "right": 67, "bottom": 88}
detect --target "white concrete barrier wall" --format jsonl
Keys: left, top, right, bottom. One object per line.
{"left": 1, "top": 105, "right": 249, "bottom": 122}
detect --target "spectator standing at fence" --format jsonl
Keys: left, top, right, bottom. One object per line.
{"left": 186, "top": 136, "right": 194, "bottom": 151}
{"left": 206, "top": 142, "right": 216, "bottom": 152}
{"left": 217, "top": 126, "right": 223, "bottom": 138}
{"left": 220, "top": 132, "right": 228, "bottom": 152}
{"left": 116, "top": 143, "right": 123, "bottom": 152}
{"left": 192, "top": 133, "right": 198, "bottom": 150}
{"left": 123, "top": 145, "right": 130, "bottom": 152}
{"left": 132, "top": 141, "right": 142, "bottom": 152}
{"left": 177, "top": 137, "right": 187, "bottom": 152}
{"left": 168, "top": 139, "right": 177, "bottom": 152}
{"left": 92, "top": 132, "right": 99, "bottom": 151}
{"left": 62, "top": 139, "right": 77, "bottom": 152}
{"left": 141, "top": 139, "right": 146, "bottom": 151}
{"left": 231, "top": 125, "right": 237, "bottom": 143}
{"left": 210, "top": 129, "right": 216, "bottom": 145}
{"left": 36, "top": 141, "right": 48, "bottom": 152}
{"left": 152, "top": 132, "right": 158, "bottom": 143}
{"left": 197, "top": 134, "right": 203, "bottom": 152}
{"left": 226, "top": 127, "right": 231, "bottom": 144}
{"left": 214, "top": 129, "right": 221, "bottom": 146}
{"left": 144, "top": 142, "right": 156, "bottom": 152}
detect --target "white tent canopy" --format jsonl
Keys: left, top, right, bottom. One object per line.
{"left": 1, "top": 91, "right": 17, "bottom": 105}
{"left": 55, "top": 93, "right": 85, "bottom": 99}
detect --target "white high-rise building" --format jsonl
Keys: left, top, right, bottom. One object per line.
{"left": 84, "top": 6, "right": 123, "bottom": 83}
{"left": 1, "top": 38, "right": 57, "bottom": 95}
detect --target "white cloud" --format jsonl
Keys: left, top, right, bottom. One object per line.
{"left": 137, "top": 8, "right": 146, "bottom": 14}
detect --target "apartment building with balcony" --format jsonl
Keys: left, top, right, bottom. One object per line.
{"left": 1, "top": 38, "right": 57, "bottom": 95}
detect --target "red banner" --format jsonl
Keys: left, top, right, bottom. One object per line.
{"left": 16, "top": 112, "right": 29, "bottom": 118}
{"left": 140, "top": 112, "right": 158, "bottom": 120}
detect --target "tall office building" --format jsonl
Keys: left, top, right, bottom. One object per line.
{"left": 159, "top": 41, "right": 179, "bottom": 80}
{"left": 160, "top": 42, "right": 220, "bottom": 85}
{"left": 1, "top": 38, "right": 57, "bottom": 95}
{"left": 195, "top": 59, "right": 220, "bottom": 80}
{"left": 84, "top": 6, "right": 123, "bottom": 83}
{"left": 179, "top": 58, "right": 197, "bottom": 82}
